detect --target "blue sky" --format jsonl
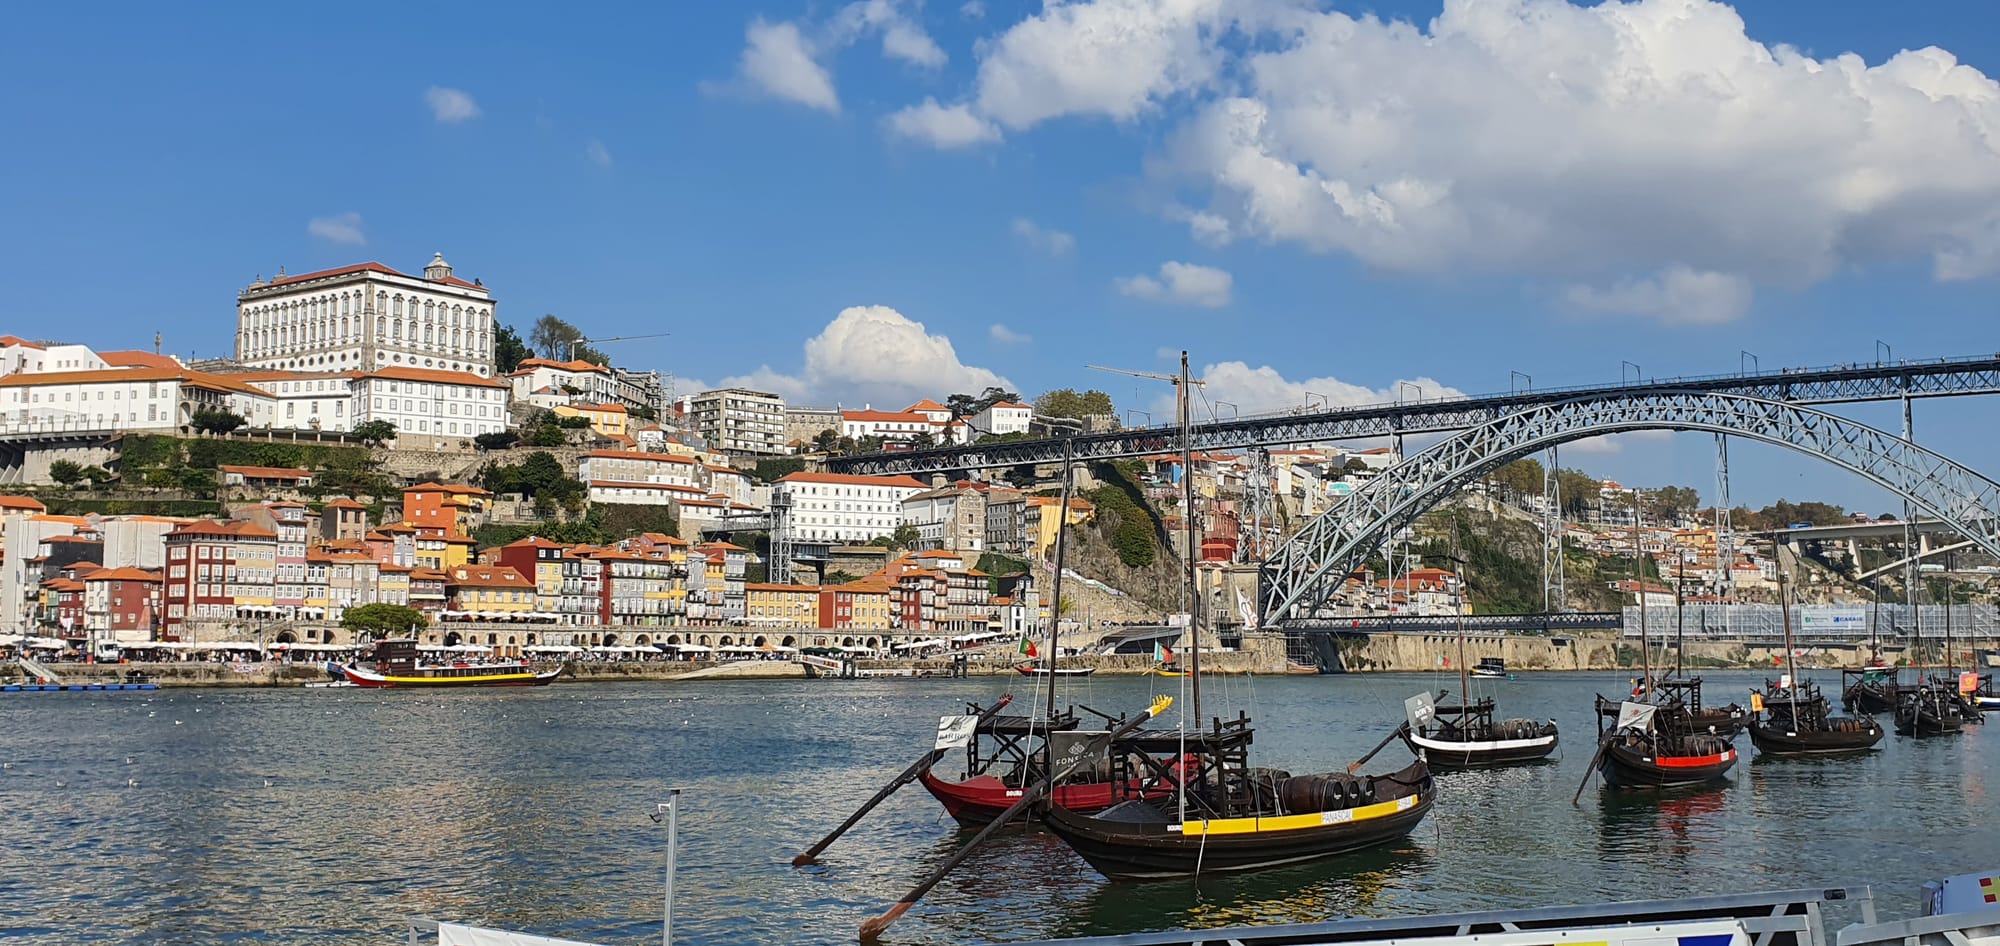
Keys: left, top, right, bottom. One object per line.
{"left": 2, "top": 0, "right": 1998, "bottom": 515}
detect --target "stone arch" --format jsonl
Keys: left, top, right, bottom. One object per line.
{"left": 274, "top": 630, "right": 297, "bottom": 644}
{"left": 603, "top": 632, "right": 619, "bottom": 647}
{"left": 443, "top": 630, "right": 462, "bottom": 647}
{"left": 781, "top": 635, "right": 796, "bottom": 647}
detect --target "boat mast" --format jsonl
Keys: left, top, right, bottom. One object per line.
{"left": 1635, "top": 491, "right": 1652, "bottom": 698}
{"left": 1046, "top": 436, "right": 1074, "bottom": 715}
{"left": 1453, "top": 511, "right": 1469, "bottom": 708}
{"left": 1778, "top": 548, "right": 1799, "bottom": 721}
{"left": 1674, "top": 554, "right": 1686, "bottom": 680}
{"left": 1942, "top": 552, "right": 1953, "bottom": 683}
{"left": 1179, "top": 351, "right": 1202, "bottom": 724}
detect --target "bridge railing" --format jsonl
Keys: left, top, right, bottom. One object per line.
{"left": 1621, "top": 604, "right": 2000, "bottom": 641}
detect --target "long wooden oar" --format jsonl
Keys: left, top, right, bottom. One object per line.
{"left": 1571, "top": 732, "right": 1615, "bottom": 806}
{"left": 858, "top": 695, "right": 1175, "bottom": 943}
{"left": 1348, "top": 723, "right": 1410, "bottom": 774}
{"left": 793, "top": 694, "right": 1014, "bottom": 867}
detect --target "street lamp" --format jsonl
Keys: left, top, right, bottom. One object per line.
{"left": 1510, "top": 371, "right": 1533, "bottom": 394}
{"left": 1214, "top": 400, "right": 1239, "bottom": 420}
{"left": 1398, "top": 381, "right": 1420, "bottom": 405}
{"left": 1875, "top": 340, "right": 1892, "bottom": 366}
{"left": 1740, "top": 351, "right": 1758, "bottom": 375}
{"left": 1304, "top": 391, "right": 1329, "bottom": 412}
{"left": 1621, "top": 361, "right": 1642, "bottom": 385}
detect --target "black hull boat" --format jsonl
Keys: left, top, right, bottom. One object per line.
{"left": 1608, "top": 676, "right": 1745, "bottom": 737}
{"left": 1041, "top": 758, "right": 1435, "bottom": 879}
{"left": 1597, "top": 730, "right": 1737, "bottom": 789}
{"left": 1841, "top": 668, "right": 1904, "bottom": 714}
{"left": 1399, "top": 695, "right": 1558, "bottom": 769}
{"left": 1747, "top": 679, "right": 1883, "bottom": 755}
{"left": 1894, "top": 686, "right": 1968, "bottom": 737}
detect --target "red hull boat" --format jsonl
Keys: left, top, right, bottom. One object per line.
{"left": 918, "top": 768, "right": 1130, "bottom": 827}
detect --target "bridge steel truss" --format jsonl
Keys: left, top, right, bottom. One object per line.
{"left": 1260, "top": 391, "right": 2000, "bottom": 624}
{"left": 828, "top": 356, "right": 2000, "bottom": 476}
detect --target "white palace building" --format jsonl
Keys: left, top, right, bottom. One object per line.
{"left": 234, "top": 253, "right": 497, "bottom": 377}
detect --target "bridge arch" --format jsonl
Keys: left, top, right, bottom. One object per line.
{"left": 1262, "top": 391, "right": 2000, "bottom": 622}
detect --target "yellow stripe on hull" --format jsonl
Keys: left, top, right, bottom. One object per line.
{"left": 1178, "top": 794, "right": 1418, "bottom": 836}
{"left": 378, "top": 672, "right": 540, "bottom": 685}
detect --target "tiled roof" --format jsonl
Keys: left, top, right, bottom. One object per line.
{"left": 445, "top": 565, "right": 533, "bottom": 588}
{"left": 777, "top": 471, "right": 928, "bottom": 489}
{"left": 585, "top": 449, "right": 696, "bottom": 464}
{"left": 405, "top": 482, "right": 492, "bottom": 496}
{"left": 220, "top": 464, "right": 312, "bottom": 479}
{"left": 516, "top": 357, "right": 609, "bottom": 374}
{"left": 0, "top": 335, "right": 45, "bottom": 349}
{"left": 84, "top": 566, "right": 160, "bottom": 582}
{"left": 0, "top": 495, "right": 47, "bottom": 513}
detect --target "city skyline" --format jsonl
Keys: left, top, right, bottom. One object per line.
{"left": 3, "top": 0, "right": 1998, "bottom": 512}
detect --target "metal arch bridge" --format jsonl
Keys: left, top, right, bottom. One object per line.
{"left": 827, "top": 355, "right": 2000, "bottom": 475}
{"left": 1260, "top": 391, "right": 2000, "bottom": 624}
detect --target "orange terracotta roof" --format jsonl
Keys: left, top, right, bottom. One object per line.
{"left": 516, "top": 357, "right": 610, "bottom": 374}
{"left": 0, "top": 336, "right": 44, "bottom": 349}
{"left": 572, "top": 403, "right": 627, "bottom": 413}
{"left": 502, "top": 536, "right": 568, "bottom": 549}
{"left": 41, "top": 577, "right": 84, "bottom": 592}
{"left": 842, "top": 409, "right": 931, "bottom": 423}
{"left": 905, "top": 399, "right": 949, "bottom": 412}
{"left": 588, "top": 480, "right": 705, "bottom": 493}
{"left": 99, "top": 350, "right": 179, "bottom": 369}
{"left": 405, "top": 482, "right": 492, "bottom": 496}
{"left": 0, "top": 364, "right": 268, "bottom": 396}
{"left": 445, "top": 565, "right": 533, "bottom": 588}
{"left": 0, "top": 495, "right": 46, "bottom": 513}
{"left": 585, "top": 449, "right": 697, "bottom": 464}
{"left": 745, "top": 582, "right": 818, "bottom": 593}
{"left": 777, "top": 471, "right": 928, "bottom": 489}
{"left": 359, "top": 365, "right": 506, "bottom": 388}
{"left": 322, "top": 498, "right": 367, "bottom": 509}
{"left": 221, "top": 465, "right": 312, "bottom": 479}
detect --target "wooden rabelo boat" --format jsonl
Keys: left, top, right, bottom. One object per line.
{"left": 1041, "top": 713, "right": 1436, "bottom": 879}
{"left": 1392, "top": 526, "right": 1557, "bottom": 770}
{"left": 1748, "top": 679, "right": 1883, "bottom": 754}
{"left": 1842, "top": 667, "right": 1905, "bottom": 714}
{"left": 1403, "top": 692, "right": 1559, "bottom": 768}
{"left": 1746, "top": 561, "right": 1883, "bottom": 755}
{"left": 917, "top": 702, "right": 1185, "bottom": 827}
{"left": 1038, "top": 354, "right": 1435, "bottom": 879}
{"left": 1590, "top": 696, "right": 1738, "bottom": 788}
{"left": 340, "top": 640, "right": 561, "bottom": 689}
{"left": 1895, "top": 684, "right": 1968, "bottom": 737}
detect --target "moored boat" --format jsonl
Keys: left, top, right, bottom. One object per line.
{"left": 1592, "top": 697, "right": 1738, "bottom": 788}
{"left": 340, "top": 640, "right": 561, "bottom": 689}
{"left": 916, "top": 702, "right": 1185, "bottom": 827}
{"left": 1401, "top": 693, "right": 1559, "bottom": 769}
{"left": 1747, "top": 681, "right": 1882, "bottom": 755}
{"left": 1893, "top": 685, "right": 1966, "bottom": 737}
{"left": 1470, "top": 657, "right": 1508, "bottom": 678}
{"left": 1841, "top": 667, "right": 1904, "bottom": 714}
{"left": 1039, "top": 715, "right": 1437, "bottom": 879}
{"left": 1015, "top": 664, "right": 1095, "bottom": 677}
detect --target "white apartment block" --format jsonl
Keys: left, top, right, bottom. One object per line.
{"left": 238, "top": 371, "right": 357, "bottom": 432}
{"left": 507, "top": 358, "right": 621, "bottom": 408}
{"left": 234, "top": 254, "right": 497, "bottom": 377}
{"left": 350, "top": 366, "right": 510, "bottom": 441}
{"left": 776, "top": 472, "right": 929, "bottom": 545}
{"left": 0, "top": 357, "right": 277, "bottom": 435}
{"left": 578, "top": 450, "right": 702, "bottom": 489}
{"left": 840, "top": 403, "right": 970, "bottom": 444}
{"left": 971, "top": 401, "right": 1033, "bottom": 438}
{"left": 688, "top": 388, "right": 786, "bottom": 456}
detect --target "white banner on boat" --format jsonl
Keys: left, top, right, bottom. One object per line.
{"left": 1405, "top": 692, "right": 1436, "bottom": 731}
{"left": 935, "top": 714, "right": 979, "bottom": 751}
{"left": 437, "top": 922, "right": 606, "bottom": 946}
{"left": 1616, "top": 701, "right": 1657, "bottom": 731}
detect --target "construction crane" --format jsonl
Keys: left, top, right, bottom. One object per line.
{"left": 565, "top": 331, "right": 671, "bottom": 363}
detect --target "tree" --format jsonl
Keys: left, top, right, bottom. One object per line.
{"left": 79, "top": 466, "right": 116, "bottom": 489}
{"left": 1034, "top": 388, "right": 1115, "bottom": 421}
{"left": 1491, "top": 458, "right": 1544, "bottom": 499}
{"left": 528, "top": 425, "right": 566, "bottom": 447}
{"left": 190, "top": 408, "right": 245, "bottom": 435}
{"left": 529, "top": 314, "right": 608, "bottom": 364}
{"left": 342, "top": 603, "right": 428, "bottom": 642}
{"left": 48, "top": 460, "right": 82, "bottom": 486}
{"left": 629, "top": 405, "right": 658, "bottom": 421}
{"left": 1554, "top": 469, "right": 1600, "bottom": 520}
{"left": 517, "top": 451, "right": 566, "bottom": 495}
{"left": 811, "top": 429, "right": 840, "bottom": 453}
{"left": 474, "top": 431, "right": 518, "bottom": 451}
{"left": 494, "top": 323, "right": 533, "bottom": 374}
{"left": 908, "top": 430, "right": 937, "bottom": 450}
{"left": 824, "top": 570, "right": 860, "bottom": 585}
{"left": 1342, "top": 458, "right": 1369, "bottom": 474}
{"left": 351, "top": 420, "right": 397, "bottom": 446}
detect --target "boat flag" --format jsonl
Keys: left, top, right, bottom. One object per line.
{"left": 1962, "top": 671, "right": 1979, "bottom": 695}
{"left": 437, "top": 922, "right": 605, "bottom": 946}
{"left": 1750, "top": 692, "right": 1765, "bottom": 712}
{"left": 1616, "top": 700, "right": 1657, "bottom": 732}
{"left": 935, "top": 714, "right": 978, "bottom": 751}
{"left": 1154, "top": 642, "right": 1174, "bottom": 664}
{"left": 1018, "top": 637, "right": 1038, "bottom": 658}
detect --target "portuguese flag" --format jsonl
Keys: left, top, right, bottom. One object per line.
{"left": 1018, "top": 637, "right": 1039, "bottom": 658}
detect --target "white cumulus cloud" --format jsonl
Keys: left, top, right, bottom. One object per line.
{"left": 1565, "top": 265, "right": 1754, "bottom": 325}
{"left": 1159, "top": 0, "right": 2000, "bottom": 294}
{"left": 1116, "top": 261, "right": 1232, "bottom": 307}
{"left": 1010, "top": 218, "right": 1076, "bottom": 256}
{"left": 307, "top": 212, "right": 366, "bottom": 246}
{"left": 886, "top": 99, "right": 1000, "bottom": 148}
{"left": 715, "top": 305, "right": 1014, "bottom": 407}
{"left": 734, "top": 19, "right": 840, "bottom": 113}
{"left": 989, "top": 323, "right": 1032, "bottom": 344}
{"left": 973, "top": 0, "right": 1233, "bottom": 130}
{"left": 584, "top": 139, "right": 612, "bottom": 168}
{"left": 424, "top": 86, "right": 481, "bottom": 124}
{"left": 1169, "top": 362, "right": 1464, "bottom": 419}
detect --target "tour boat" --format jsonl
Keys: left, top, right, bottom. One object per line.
{"left": 1746, "top": 565, "right": 1883, "bottom": 756}
{"left": 1040, "top": 715, "right": 1437, "bottom": 879}
{"left": 1401, "top": 694, "right": 1559, "bottom": 769}
{"left": 340, "top": 640, "right": 562, "bottom": 689}
{"left": 1592, "top": 696, "right": 1738, "bottom": 788}
{"left": 1471, "top": 657, "right": 1508, "bottom": 678}
{"left": 1015, "top": 664, "right": 1095, "bottom": 677}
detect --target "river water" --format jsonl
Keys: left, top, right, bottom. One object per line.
{"left": 1, "top": 671, "right": 1994, "bottom": 945}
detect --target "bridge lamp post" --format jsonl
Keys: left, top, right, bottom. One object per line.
{"left": 1740, "top": 351, "right": 1757, "bottom": 375}
{"left": 1305, "top": 391, "right": 1329, "bottom": 412}
{"left": 1510, "top": 371, "right": 1532, "bottom": 394}
{"left": 1875, "top": 340, "right": 1892, "bottom": 366}
{"left": 1214, "top": 400, "right": 1239, "bottom": 421}
{"left": 1398, "top": 381, "right": 1420, "bottom": 405}
{"left": 1621, "top": 361, "right": 1642, "bottom": 385}
{"left": 1124, "top": 409, "right": 1151, "bottom": 427}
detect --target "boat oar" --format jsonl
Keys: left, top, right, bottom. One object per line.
{"left": 1347, "top": 723, "right": 1409, "bottom": 774}
{"left": 793, "top": 694, "right": 1014, "bottom": 867}
{"left": 859, "top": 694, "right": 1174, "bottom": 943}
{"left": 1571, "top": 732, "right": 1615, "bottom": 806}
